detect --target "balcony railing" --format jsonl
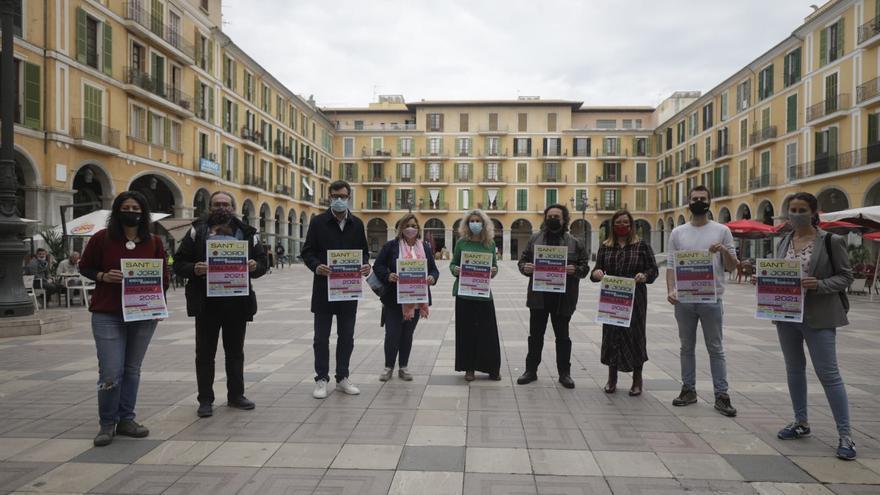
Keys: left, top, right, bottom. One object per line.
{"left": 361, "top": 175, "right": 392, "bottom": 183}
{"left": 682, "top": 158, "right": 700, "bottom": 172}
{"left": 479, "top": 201, "right": 508, "bottom": 211}
{"left": 479, "top": 176, "right": 507, "bottom": 183}
{"left": 788, "top": 146, "right": 878, "bottom": 180}
{"left": 806, "top": 94, "right": 851, "bottom": 122}
{"left": 275, "top": 184, "right": 291, "bottom": 195}
{"left": 712, "top": 144, "right": 730, "bottom": 160}
{"left": 454, "top": 174, "right": 474, "bottom": 183}
{"left": 394, "top": 199, "right": 418, "bottom": 210}
{"left": 660, "top": 165, "right": 673, "bottom": 180}
{"left": 660, "top": 200, "right": 674, "bottom": 210}
{"left": 240, "top": 127, "right": 265, "bottom": 147}
{"left": 301, "top": 192, "right": 315, "bottom": 203}
{"left": 479, "top": 148, "right": 508, "bottom": 158}
{"left": 243, "top": 174, "right": 266, "bottom": 190}
{"left": 72, "top": 118, "right": 120, "bottom": 149}
{"left": 322, "top": 167, "right": 332, "bottom": 178}
{"left": 420, "top": 200, "right": 449, "bottom": 211}
{"left": 598, "top": 201, "right": 624, "bottom": 211}
{"left": 748, "top": 173, "right": 776, "bottom": 191}
{"left": 539, "top": 149, "right": 568, "bottom": 158}
{"left": 710, "top": 184, "right": 730, "bottom": 198}
{"left": 300, "top": 157, "right": 315, "bottom": 170}
{"left": 749, "top": 126, "right": 778, "bottom": 145}
{"left": 361, "top": 149, "right": 393, "bottom": 158}
{"left": 596, "top": 174, "right": 628, "bottom": 183}
{"left": 419, "top": 175, "right": 448, "bottom": 183}
{"left": 857, "top": 76, "right": 880, "bottom": 104}
{"left": 538, "top": 174, "right": 567, "bottom": 183}
{"left": 595, "top": 148, "right": 627, "bottom": 157}
{"left": 124, "top": 67, "right": 192, "bottom": 110}
{"left": 858, "top": 15, "right": 880, "bottom": 44}
{"left": 122, "top": 2, "right": 195, "bottom": 60}
{"left": 362, "top": 201, "right": 391, "bottom": 210}
{"left": 334, "top": 122, "right": 416, "bottom": 131}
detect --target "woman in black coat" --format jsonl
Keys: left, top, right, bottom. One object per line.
{"left": 372, "top": 214, "right": 440, "bottom": 381}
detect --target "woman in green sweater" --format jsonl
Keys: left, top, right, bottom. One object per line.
{"left": 450, "top": 209, "right": 501, "bottom": 381}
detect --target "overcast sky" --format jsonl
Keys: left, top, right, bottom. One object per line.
{"left": 221, "top": 0, "right": 814, "bottom": 108}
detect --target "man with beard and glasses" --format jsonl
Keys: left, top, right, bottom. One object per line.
{"left": 516, "top": 204, "right": 590, "bottom": 389}
{"left": 174, "top": 191, "right": 268, "bottom": 418}
{"left": 667, "top": 185, "right": 738, "bottom": 417}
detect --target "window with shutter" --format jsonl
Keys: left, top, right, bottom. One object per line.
{"left": 23, "top": 62, "right": 40, "bottom": 129}
{"left": 518, "top": 113, "right": 527, "bottom": 132}
{"left": 786, "top": 94, "right": 797, "bottom": 133}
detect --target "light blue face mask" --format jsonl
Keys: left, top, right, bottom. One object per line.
{"left": 469, "top": 222, "right": 483, "bottom": 235}
{"left": 330, "top": 197, "right": 348, "bottom": 213}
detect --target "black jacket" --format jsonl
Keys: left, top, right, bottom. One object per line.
{"left": 517, "top": 230, "right": 590, "bottom": 316}
{"left": 173, "top": 216, "right": 268, "bottom": 320}
{"left": 373, "top": 238, "right": 440, "bottom": 308}
{"left": 300, "top": 210, "right": 370, "bottom": 314}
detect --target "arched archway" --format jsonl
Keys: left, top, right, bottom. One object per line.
{"left": 718, "top": 207, "right": 732, "bottom": 224}
{"left": 274, "top": 205, "right": 285, "bottom": 248}
{"left": 241, "top": 199, "right": 255, "bottom": 226}
{"left": 299, "top": 211, "right": 308, "bottom": 238}
{"left": 128, "top": 173, "right": 183, "bottom": 217}
{"left": 71, "top": 163, "right": 113, "bottom": 218}
{"left": 657, "top": 219, "right": 666, "bottom": 253}
{"left": 864, "top": 179, "right": 880, "bottom": 206}
{"left": 259, "top": 203, "right": 271, "bottom": 242}
{"left": 757, "top": 199, "right": 775, "bottom": 257}
{"left": 491, "top": 219, "right": 503, "bottom": 258}
{"left": 706, "top": 210, "right": 714, "bottom": 221}
{"left": 569, "top": 218, "right": 591, "bottom": 255}
{"left": 677, "top": 215, "right": 686, "bottom": 226}
{"left": 666, "top": 217, "right": 674, "bottom": 236}
{"left": 193, "top": 188, "right": 210, "bottom": 219}
{"left": 817, "top": 187, "right": 850, "bottom": 213}
{"left": 423, "top": 218, "right": 445, "bottom": 253}
{"left": 635, "top": 219, "right": 651, "bottom": 246}
{"left": 367, "top": 218, "right": 388, "bottom": 256}
{"left": 736, "top": 203, "right": 752, "bottom": 220}
{"left": 780, "top": 195, "right": 795, "bottom": 216}
{"left": 287, "top": 208, "right": 297, "bottom": 257}
{"left": 512, "top": 218, "right": 535, "bottom": 261}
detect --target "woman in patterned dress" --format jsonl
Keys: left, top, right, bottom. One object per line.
{"left": 590, "top": 210, "right": 658, "bottom": 396}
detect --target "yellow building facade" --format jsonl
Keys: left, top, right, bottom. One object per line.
{"left": 6, "top": 0, "right": 880, "bottom": 260}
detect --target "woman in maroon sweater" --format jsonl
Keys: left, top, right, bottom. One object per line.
{"left": 79, "top": 191, "right": 169, "bottom": 447}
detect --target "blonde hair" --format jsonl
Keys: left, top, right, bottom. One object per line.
{"left": 458, "top": 209, "right": 494, "bottom": 248}
{"left": 395, "top": 213, "right": 421, "bottom": 239}
{"left": 603, "top": 209, "right": 640, "bottom": 247}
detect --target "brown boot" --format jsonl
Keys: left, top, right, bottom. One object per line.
{"left": 629, "top": 367, "right": 643, "bottom": 396}
{"left": 604, "top": 367, "right": 618, "bottom": 393}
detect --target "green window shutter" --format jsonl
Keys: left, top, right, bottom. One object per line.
{"left": 146, "top": 113, "right": 153, "bottom": 142}
{"left": 23, "top": 62, "right": 41, "bottom": 129}
{"left": 869, "top": 114, "right": 878, "bottom": 144}
{"left": 786, "top": 94, "right": 797, "bottom": 133}
{"left": 206, "top": 40, "right": 214, "bottom": 74}
{"left": 193, "top": 80, "right": 201, "bottom": 117}
{"left": 102, "top": 22, "right": 112, "bottom": 76}
{"left": 396, "top": 138, "right": 401, "bottom": 155}
{"left": 194, "top": 29, "right": 202, "bottom": 65}
{"left": 820, "top": 28, "right": 828, "bottom": 66}
{"left": 76, "top": 8, "right": 87, "bottom": 63}
{"left": 767, "top": 65, "right": 773, "bottom": 96}
{"left": 758, "top": 71, "right": 765, "bottom": 99}
{"left": 783, "top": 54, "right": 790, "bottom": 87}
{"left": 233, "top": 103, "right": 238, "bottom": 131}
{"left": 207, "top": 86, "right": 214, "bottom": 123}
{"left": 223, "top": 58, "right": 229, "bottom": 85}
{"left": 837, "top": 19, "right": 844, "bottom": 58}
{"left": 458, "top": 189, "right": 463, "bottom": 209}
{"left": 164, "top": 117, "right": 171, "bottom": 147}
{"left": 829, "top": 126, "right": 838, "bottom": 156}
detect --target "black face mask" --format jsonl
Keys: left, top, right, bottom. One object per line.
{"left": 688, "top": 201, "right": 710, "bottom": 216}
{"left": 209, "top": 210, "right": 232, "bottom": 225}
{"left": 119, "top": 211, "right": 141, "bottom": 227}
{"left": 545, "top": 218, "right": 563, "bottom": 232}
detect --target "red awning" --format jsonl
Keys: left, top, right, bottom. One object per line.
{"left": 724, "top": 219, "right": 777, "bottom": 239}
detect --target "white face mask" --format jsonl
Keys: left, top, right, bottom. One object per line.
{"left": 330, "top": 197, "right": 348, "bottom": 213}
{"left": 403, "top": 227, "right": 419, "bottom": 240}
{"left": 469, "top": 222, "right": 483, "bottom": 235}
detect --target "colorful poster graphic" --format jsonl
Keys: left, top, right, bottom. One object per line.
{"left": 459, "top": 251, "right": 493, "bottom": 299}
{"left": 207, "top": 240, "right": 249, "bottom": 297}
{"left": 755, "top": 258, "right": 804, "bottom": 322}
{"left": 596, "top": 275, "right": 636, "bottom": 327}
{"left": 328, "top": 249, "right": 364, "bottom": 301}
{"left": 397, "top": 258, "right": 429, "bottom": 304}
{"left": 533, "top": 245, "right": 568, "bottom": 293}
{"left": 121, "top": 258, "right": 168, "bottom": 322}
{"left": 674, "top": 250, "right": 717, "bottom": 303}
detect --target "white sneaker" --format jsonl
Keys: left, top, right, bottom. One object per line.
{"left": 313, "top": 379, "right": 328, "bottom": 399}
{"left": 336, "top": 378, "right": 361, "bottom": 395}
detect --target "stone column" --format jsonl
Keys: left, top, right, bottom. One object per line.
{"left": 502, "top": 229, "right": 511, "bottom": 261}
{"left": 444, "top": 228, "right": 453, "bottom": 257}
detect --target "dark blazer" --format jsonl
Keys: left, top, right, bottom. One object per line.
{"left": 775, "top": 229, "right": 853, "bottom": 328}
{"left": 173, "top": 216, "right": 268, "bottom": 320}
{"left": 517, "top": 230, "right": 590, "bottom": 316}
{"left": 300, "top": 210, "right": 370, "bottom": 314}
{"left": 373, "top": 238, "right": 440, "bottom": 308}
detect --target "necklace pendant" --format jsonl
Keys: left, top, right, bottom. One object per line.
{"left": 125, "top": 240, "right": 136, "bottom": 250}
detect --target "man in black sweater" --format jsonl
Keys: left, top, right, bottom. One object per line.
{"left": 301, "top": 180, "right": 371, "bottom": 399}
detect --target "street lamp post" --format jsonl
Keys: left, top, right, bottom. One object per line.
{"left": 570, "top": 191, "right": 589, "bottom": 252}
{"left": 0, "top": 0, "right": 35, "bottom": 317}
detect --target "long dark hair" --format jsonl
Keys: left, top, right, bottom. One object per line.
{"left": 107, "top": 191, "right": 152, "bottom": 241}
{"left": 789, "top": 192, "right": 820, "bottom": 226}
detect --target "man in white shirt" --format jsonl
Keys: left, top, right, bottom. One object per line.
{"left": 57, "top": 251, "right": 80, "bottom": 276}
{"left": 666, "top": 185, "right": 738, "bottom": 417}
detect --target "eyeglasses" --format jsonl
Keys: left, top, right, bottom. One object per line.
{"left": 330, "top": 194, "right": 350, "bottom": 200}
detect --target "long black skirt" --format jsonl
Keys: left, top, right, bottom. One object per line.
{"left": 454, "top": 297, "right": 501, "bottom": 374}
{"left": 600, "top": 287, "right": 648, "bottom": 372}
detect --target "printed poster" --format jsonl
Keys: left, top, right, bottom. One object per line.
{"left": 596, "top": 275, "right": 636, "bottom": 327}
{"left": 207, "top": 240, "right": 249, "bottom": 297}
{"left": 328, "top": 249, "right": 364, "bottom": 301}
{"left": 674, "top": 250, "right": 717, "bottom": 303}
{"left": 459, "top": 251, "right": 492, "bottom": 299}
{"left": 121, "top": 258, "right": 168, "bottom": 322}
{"left": 397, "top": 258, "right": 429, "bottom": 304}
{"left": 533, "top": 245, "right": 567, "bottom": 293}
{"left": 755, "top": 259, "right": 804, "bottom": 322}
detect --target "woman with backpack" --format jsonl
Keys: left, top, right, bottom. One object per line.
{"left": 773, "top": 192, "right": 856, "bottom": 460}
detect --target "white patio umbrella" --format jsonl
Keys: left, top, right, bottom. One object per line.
{"left": 32, "top": 210, "right": 170, "bottom": 241}
{"left": 820, "top": 205, "right": 880, "bottom": 229}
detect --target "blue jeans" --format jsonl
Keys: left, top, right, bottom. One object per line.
{"left": 776, "top": 322, "right": 851, "bottom": 437}
{"left": 674, "top": 300, "right": 729, "bottom": 397}
{"left": 92, "top": 312, "right": 157, "bottom": 426}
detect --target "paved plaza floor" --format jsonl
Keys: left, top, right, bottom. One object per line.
{"left": 1, "top": 261, "right": 880, "bottom": 494}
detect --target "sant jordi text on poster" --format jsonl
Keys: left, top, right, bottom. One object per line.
{"left": 121, "top": 258, "right": 168, "bottom": 322}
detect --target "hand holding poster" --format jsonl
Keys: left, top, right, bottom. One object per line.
{"left": 397, "top": 258, "right": 429, "bottom": 304}
{"left": 596, "top": 275, "right": 636, "bottom": 327}
{"left": 755, "top": 259, "right": 803, "bottom": 322}
{"left": 533, "top": 245, "right": 567, "bottom": 293}
{"left": 674, "top": 250, "right": 717, "bottom": 303}
{"left": 121, "top": 258, "right": 168, "bottom": 322}
{"left": 459, "top": 251, "right": 493, "bottom": 299}
{"left": 328, "top": 249, "right": 364, "bottom": 301}
{"left": 207, "top": 240, "right": 249, "bottom": 297}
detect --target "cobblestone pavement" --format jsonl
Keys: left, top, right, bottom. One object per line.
{"left": 1, "top": 261, "right": 879, "bottom": 494}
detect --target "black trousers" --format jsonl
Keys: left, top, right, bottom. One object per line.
{"left": 384, "top": 306, "right": 419, "bottom": 369}
{"left": 195, "top": 304, "right": 247, "bottom": 405}
{"left": 525, "top": 309, "right": 572, "bottom": 375}
{"left": 314, "top": 312, "right": 356, "bottom": 382}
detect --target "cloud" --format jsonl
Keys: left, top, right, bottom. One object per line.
{"left": 221, "top": 0, "right": 810, "bottom": 107}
